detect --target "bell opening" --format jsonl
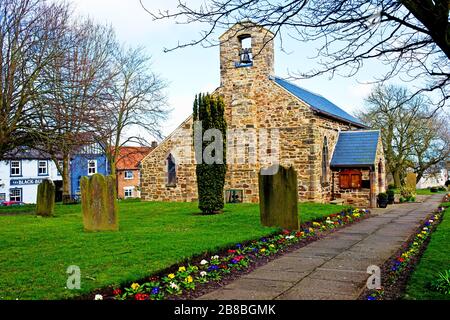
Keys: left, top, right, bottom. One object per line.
{"left": 237, "top": 34, "right": 253, "bottom": 67}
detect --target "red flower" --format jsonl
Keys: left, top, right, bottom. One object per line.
{"left": 282, "top": 230, "right": 290, "bottom": 235}
{"left": 113, "top": 289, "right": 122, "bottom": 296}
{"left": 135, "top": 293, "right": 149, "bottom": 300}
{"left": 235, "top": 255, "right": 245, "bottom": 261}
{"left": 219, "top": 264, "right": 228, "bottom": 269}
{"left": 227, "top": 249, "right": 236, "bottom": 254}
{"left": 398, "top": 257, "right": 405, "bottom": 263}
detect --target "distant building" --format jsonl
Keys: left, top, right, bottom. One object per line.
{"left": 0, "top": 147, "right": 63, "bottom": 203}
{"left": 416, "top": 161, "right": 449, "bottom": 189}
{"left": 70, "top": 143, "right": 109, "bottom": 198}
{"left": 116, "top": 146, "right": 154, "bottom": 199}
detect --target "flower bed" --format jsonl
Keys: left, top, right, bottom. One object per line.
{"left": 90, "top": 207, "right": 369, "bottom": 300}
{"left": 361, "top": 205, "right": 446, "bottom": 300}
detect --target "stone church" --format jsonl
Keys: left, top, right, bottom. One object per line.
{"left": 140, "top": 22, "right": 386, "bottom": 208}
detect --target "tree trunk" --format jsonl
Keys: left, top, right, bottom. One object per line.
{"left": 62, "top": 154, "right": 72, "bottom": 204}
{"left": 393, "top": 169, "right": 402, "bottom": 188}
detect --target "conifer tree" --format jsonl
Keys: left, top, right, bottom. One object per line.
{"left": 193, "top": 93, "right": 227, "bottom": 214}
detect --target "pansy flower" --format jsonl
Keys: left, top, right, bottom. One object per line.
{"left": 207, "top": 265, "right": 219, "bottom": 272}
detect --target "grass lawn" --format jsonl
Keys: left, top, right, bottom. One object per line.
{"left": 0, "top": 200, "right": 348, "bottom": 300}
{"left": 404, "top": 202, "right": 450, "bottom": 300}
{"left": 415, "top": 189, "right": 448, "bottom": 196}
{"left": 392, "top": 188, "right": 448, "bottom": 195}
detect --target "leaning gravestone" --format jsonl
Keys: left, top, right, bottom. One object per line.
{"left": 81, "top": 174, "right": 118, "bottom": 232}
{"left": 36, "top": 179, "right": 55, "bottom": 217}
{"left": 258, "top": 165, "right": 299, "bottom": 230}
{"left": 406, "top": 172, "right": 417, "bottom": 191}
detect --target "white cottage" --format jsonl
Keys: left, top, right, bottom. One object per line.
{"left": 0, "top": 147, "right": 63, "bottom": 204}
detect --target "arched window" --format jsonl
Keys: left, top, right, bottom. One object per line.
{"left": 378, "top": 159, "right": 384, "bottom": 192}
{"left": 167, "top": 154, "right": 176, "bottom": 186}
{"left": 321, "top": 137, "right": 329, "bottom": 184}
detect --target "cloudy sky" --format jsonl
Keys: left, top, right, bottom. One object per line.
{"left": 67, "top": 0, "right": 398, "bottom": 141}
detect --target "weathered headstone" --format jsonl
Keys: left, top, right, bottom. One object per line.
{"left": 81, "top": 174, "right": 118, "bottom": 232}
{"left": 36, "top": 179, "right": 55, "bottom": 217}
{"left": 258, "top": 165, "right": 299, "bottom": 230}
{"left": 406, "top": 172, "right": 417, "bottom": 191}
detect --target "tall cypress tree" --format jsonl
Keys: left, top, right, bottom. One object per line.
{"left": 193, "top": 93, "right": 227, "bottom": 214}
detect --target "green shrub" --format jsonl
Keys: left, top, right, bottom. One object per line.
{"left": 430, "top": 187, "right": 438, "bottom": 193}
{"left": 378, "top": 192, "right": 388, "bottom": 201}
{"left": 399, "top": 197, "right": 406, "bottom": 203}
{"left": 387, "top": 184, "right": 396, "bottom": 190}
{"left": 430, "top": 270, "right": 450, "bottom": 295}
{"left": 193, "top": 93, "right": 227, "bottom": 214}
{"left": 438, "top": 186, "right": 446, "bottom": 191}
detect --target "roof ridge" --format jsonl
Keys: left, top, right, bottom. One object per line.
{"left": 271, "top": 76, "right": 367, "bottom": 128}
{"left": 273, "top": 76, "right": 327, "bottom": 99}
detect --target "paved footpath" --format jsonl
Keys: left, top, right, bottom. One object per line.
{"left": 199, "top": 195, "right": 443, "bottom": 300}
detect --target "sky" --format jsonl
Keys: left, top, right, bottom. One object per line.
{"left": 66, "top": 0, "right": 400, "bottom": 141}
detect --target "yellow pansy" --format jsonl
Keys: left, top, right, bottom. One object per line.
{"left": 178, "top": 266, "right": 186, "bottom": 272}
{"left": 309, "top": 228, "right": 314, "bottom": 233}
{"left": 260, "top": 248, "right": 266, "bottom": 253}
{"left": 168, "top": 273, "right": 175, "bottom": 279}
{"left": 186, "top": 276, "right": 193, "bottom": 283}
{"left": 131, "top": 283, "right": 140, "bottom": 291}
{"left": 269, "top": 244, "right": 275, "bottom": 248}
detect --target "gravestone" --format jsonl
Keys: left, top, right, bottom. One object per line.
{"left": 81, "top": 174, "right": 118, "bottom": 232}
{"left": 36, "top": 179, "right": 55, "bottom": 217}
{"left": 406, "top": 172, "right": 417, "bottom": 191}
{"left": 258, "top": 165, "right": 299, "bottom": 230}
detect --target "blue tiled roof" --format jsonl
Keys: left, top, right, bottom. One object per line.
{"left": 272, "top": 76, "right": 366, "bottom": 127}
{"left": 331, "top": 131, "right": 380, "bottom": 168}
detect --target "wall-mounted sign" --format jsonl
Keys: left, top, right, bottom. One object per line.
{"left": 10, "top": 179, "right": 44, "bottom": 186}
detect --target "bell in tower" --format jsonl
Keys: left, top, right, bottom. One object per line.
{"left": 239, "top": 47, "right": 252, "bottom": 64}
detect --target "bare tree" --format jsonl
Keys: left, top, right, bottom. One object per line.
{"left": 98, "top": 46, "right": 168, "bottom": 177}
{"left": 37, "top": 18, "right": 117, "bottom": 203}
{"left": 142, "top": 0, "right": 449, "bottom": 108}
{"left": 0, "top": 0, "right": 69, "bottom": 157}
{"left": 357, "top": 84, "right": 449, "bottom": 187}
{"left": 410, "top": 114, "right": 450, "bottom": 182}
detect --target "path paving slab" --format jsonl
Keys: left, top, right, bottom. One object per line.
{"left": 197, "top": 195, "right": 443, "bottom": 300}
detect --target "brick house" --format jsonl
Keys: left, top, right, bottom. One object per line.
{"left": 116, "top": 146, "right": 153, "bottom": 199}
{"left": 140, "top": 22, "right": 385, "bottom": 208}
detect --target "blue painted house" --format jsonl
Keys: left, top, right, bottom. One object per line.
{"left": 70, "top": 143, "right": 109, "bottom": 197}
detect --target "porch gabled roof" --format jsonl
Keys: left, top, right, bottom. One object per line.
{"left": 330, "top": 130, "right": 380, "bottom": 169}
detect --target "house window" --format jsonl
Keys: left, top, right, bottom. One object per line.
{"left": 321, "top": 137, "right": 329, "bottom": 185}
{"left": 124, "top": 171, "right": 134, "bottom": 179}
{"left": 38, "top": 160, "right": 48, "bottom": 176}
{"left": 10, "top": 188, "right": 22, "bottom": 202}
{"left": 124, "top": 187, "right": 134, "bottom": 198}
{"left": 87, "top": 160, "right": 97, "bottom": 175}
{"left": 167, "top": 154, "right": 176, "bottom": 186}
{"left": 10, "top": 160, "right": 21, "bottom": 176}
{"left": 339, "top": 169, "right": 362, "bottom": 189}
